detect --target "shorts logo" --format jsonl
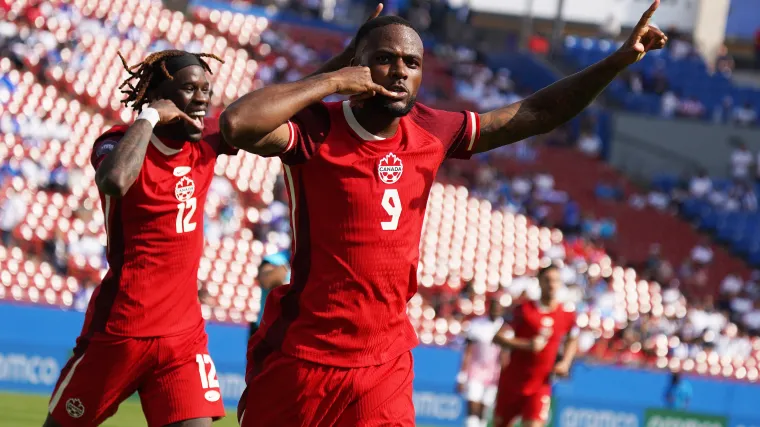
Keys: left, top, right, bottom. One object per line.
{"left": 175, "top": 176, "right": 195, "bottom": 202}
{"left": 378, "top": 153, "right": 403, "bottom": 184}
{"left": 66, "top": 398, "right": 85, "bottom": 418}
{"left": 205, "top": 390, "right": 221, "bottom": 402}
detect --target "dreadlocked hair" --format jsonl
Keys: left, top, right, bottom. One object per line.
{"left": 117, "top": 50, "right": 224, "bottom": 112}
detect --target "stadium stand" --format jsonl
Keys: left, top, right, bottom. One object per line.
{"left": 2, "top": 0, "right": 760, "bottom": 383}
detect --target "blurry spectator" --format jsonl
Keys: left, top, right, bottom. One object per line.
{"left": 661, "top": 91, "right": 679, "bottom": 118}
{"left": 712, "top": 96, "right": 734, "bottom": 124}
{"left": 626, "top": 70, "right": 644, "bottom": 94}
{"left": 562, "top": 201, "right": 581, "bottom": 235}
{"left": 648, "top": 187, "right": 671, "bottom": 211}
{"left": 73, "top": 280, "right": 96, "bottom": 312}
{"left": 744, "top": 301, "right": 760, "bottom": 334}
{"left": 690, "top": 237, "right": 714, "bottom": 266}
{"left": 577, "top": 124, "right": 602, "bottom": 158}
{"left": 648, "top": 63, "right": 670, "bottom": 95}
{"left": 714, "top": 45, "right": 734, "bottom": 77}
{"left": 732, "top": 102, "right": 757, "bottom": 127}
{"left": 730, "top": 141, "right": 754, "bottom": 181}
{"left": 595, "top": 180, "right": 624, "bottom": 202}
{"left": 250, "top": 251, "right": 291, "bottom": 338}
{"left": 677, "top": 97, "right": 705, "bottom": 119}
{"left": 736, "top": 182, "right": 758, "bottom": 211}
{"left": 599, "top": 13, "right": 621, "bottom": 39}
{"left": 688, "top": 171, "right": 712, "bottom": 198}
{"left": 46, "top": 161, "right": 69, "bottom": 193}
{"left": 0, "top": 189, "right": 28, "bottom": 246}
{"left": 664, "top": 372, "right": 692, "bottom": 410}
{"left": 0, "top": 157, "right": 21, "bottom": 186}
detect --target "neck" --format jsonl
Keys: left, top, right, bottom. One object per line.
{"left": 351, "top": 105, "right": 401, "bottom": 139}
{"left": 539, "top": 296, "right": 557, "bottom": 309}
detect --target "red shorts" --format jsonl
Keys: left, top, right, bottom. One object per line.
{"left": 237, "top": 345, "right": 415, "bottom": 427}
{"left": 48, "top": 326, "right": 225, "bottom": 427}
{"left": 493, "top": 385, "right": 551, "bottom": 427}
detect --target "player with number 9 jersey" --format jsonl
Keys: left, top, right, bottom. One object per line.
{"left": 46, "top": 51, "right": 234, "bottom": 427}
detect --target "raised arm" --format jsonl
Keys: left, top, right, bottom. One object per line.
{"left": 475, "top": 0, "right": 667, "bottom": 153}
{"left": 95, "top": 99, "right": 199, "bottom": 197}
{"left": 219, "top": 67, "right": 402, "bottom": 155}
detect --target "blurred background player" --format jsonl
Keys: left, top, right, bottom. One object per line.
{"left": 492, "top": 265, "right": 579, "bottom": 427}
{"left": 248, "top": 251, "right": 290, "bottom": 338}
{"left": 458, "top": 298, "right": 505, "bottom": 427}
{"left": 220, "top": 2, "right": 665, "bottom": 425}
{"left": 44, "top": 50, "right": 237, "bottom": 427}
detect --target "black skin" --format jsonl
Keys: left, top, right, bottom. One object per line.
{"left": 220, "top": 1, "right": 666, "bottom": 157}
{"left": 95, "top": 65, "right": 209, "bottom": 197}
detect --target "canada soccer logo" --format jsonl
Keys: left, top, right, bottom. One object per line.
{"left": 378, "top": 153, "right": 403, "bottom": 184}
{"left": 66, "top": 398, "right": 85, "bottom": 418}
{"left": 175, "top": 176, "right": 195, "bottom": 202}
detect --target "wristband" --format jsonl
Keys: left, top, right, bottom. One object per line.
{"left": 456, "top": 371, "right": 467, "bottom": 384}
{"left": 136, "top": 107, "right": 160, "bottom": 128}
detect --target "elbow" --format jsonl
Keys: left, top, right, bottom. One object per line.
{"left": 95, "top": 169, "right": 131, "bottom": 198}
{"left": 218, "top": 110, "right": 240, "bottom": 148}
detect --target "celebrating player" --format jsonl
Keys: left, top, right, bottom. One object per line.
{"left": 220, "top": 1, "right": 666, "bottom": 425}
{"left": 492, "top": 265, "right": 579, "bottom": 427}
{"left": 458, "top": 298, "right": 506, "bottom": 427}
{"left": 43, "top": 50, "right": 237, "bottom": 427}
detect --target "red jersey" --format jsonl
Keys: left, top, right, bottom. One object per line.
{"left": 500, "top": 300, "right": 577, "bottom": 395}
{"left": 253, "top": 101, "right": 480, "bottom": 367}
{"left": 85, "top": 118, "right": 237, "bottom": 337}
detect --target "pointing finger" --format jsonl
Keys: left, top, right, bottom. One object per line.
{"left": 367, "top": 3, "right": 383, "bottom": 22}
{"left": 178, "top": 111, "right": 202, "bottom": 131}
{"left": 635, "top": 0, "right": 659, "bottom": 30}
{"left": 372, "top": 84, "right": 404, "bottom": 100}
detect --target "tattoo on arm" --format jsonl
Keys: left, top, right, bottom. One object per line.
{"left": 477, "top": 55, "right": 625, "bottom": 152}
{"left": 95, "top": 120, "right": 153, "bottom": 197}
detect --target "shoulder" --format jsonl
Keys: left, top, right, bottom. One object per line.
{"left": 95, "top": 125, "right": 129, "bottom": 145}
{"left": 407, "top": 103, "right": 477, "bottom": 147}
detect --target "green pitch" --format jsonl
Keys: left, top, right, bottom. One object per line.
{"left": 0, "top": 392, "right": 440, "bottom": 426}
{"left": 0, "top": 392, "right": 240, "bottom": 427}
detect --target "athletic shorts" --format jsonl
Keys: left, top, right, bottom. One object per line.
{"left": 464, "top": 380, "right": 498, "bottom": 406}
{"left": 48, "top": 326, "right": 225, "bottom": 427}
{"left": 237, "top": 343, "right": 415, "bottom": 427}
{"left": 492, "top": 385, "right": 551, "bottom": 427}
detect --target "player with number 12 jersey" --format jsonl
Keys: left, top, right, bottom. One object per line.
{"left": 46, "top": 51, "right": 234, "bottom": 427}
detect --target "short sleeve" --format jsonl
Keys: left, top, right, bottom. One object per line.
{"left": 91, "top": 135, "right": 121, "bottom": 170}
{"left": 203, "top": 117, "right": 239, "bottom": 157}
{"left": 271, "top": 102, "right": 331, "bottom": 166}
{"left": 409, "top": 104, "right": 481, "bottom": 160}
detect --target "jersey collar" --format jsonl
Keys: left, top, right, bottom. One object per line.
{"left": 341, "top": 101, "right": 386, "bottom": 141}
{"left": 150, "top": 134, "right": 183, "bottom": 156}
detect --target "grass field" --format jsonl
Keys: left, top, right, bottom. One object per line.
{"left": 0, "top": 392, "right": 240, "bottom": 427}
{"left": 0, "top": 392, "right": 441, "bottom": 426}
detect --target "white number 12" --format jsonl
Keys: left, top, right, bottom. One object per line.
{"left": 381, "top": 189, "right": 402, "bottom": 231}
{"left": 176, "top": 197, "right": 197, "bottom": 234}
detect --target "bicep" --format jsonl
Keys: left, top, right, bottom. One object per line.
{"left": 475, "top": 101, "right": 543, "bottom": 153}
{"left": 232, "top": 122, "right": 293, "bottom": 157}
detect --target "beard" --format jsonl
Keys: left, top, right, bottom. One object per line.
{"left": 366, "top": 94, "right": 417, "bottom": 117}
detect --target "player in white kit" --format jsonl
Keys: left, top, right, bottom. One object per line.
{"left": 457, "top": 298, "right": 505, "bottom": 427}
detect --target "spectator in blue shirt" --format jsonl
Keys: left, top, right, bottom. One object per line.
{"left": 665, "top": 372, "right": 692, "bottom": 410}
{"left": 249, "top": 251, "right": 291, "bottom": 338}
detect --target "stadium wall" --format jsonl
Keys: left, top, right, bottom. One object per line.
{"left": 610, "top": 112, "right": 760, "bottom": 180}
{"left": 2, "top": 303, "right": 759, "bottom": 426}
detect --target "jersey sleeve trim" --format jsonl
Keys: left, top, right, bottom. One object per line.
{"left": 465, "top": 111, "right": 481, "bottom": 152}
{"left": 285, "top": 120, "right": 297, "bottom": 153}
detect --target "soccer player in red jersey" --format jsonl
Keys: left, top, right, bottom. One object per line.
{"left": 492, "top": 265, "right": 579, "bottom": 427}
{"left": 44, "top": 50, "right": 236, "bottom": 427}
{"left": 220, "top": 2, "right": 666, "bottom": 425}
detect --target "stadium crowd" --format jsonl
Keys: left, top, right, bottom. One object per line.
{"left": 1, "top": 0, "right": 759, "bottom": 382}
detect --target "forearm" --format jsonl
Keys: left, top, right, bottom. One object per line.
{"left": 220, "top": 73, "right": 337, "bottom": 147}
{"left": 308, "top": 50, "right": 352, "bottom": 77}
{"left": 95, "top": 120, "right": 153, "bottom": 197}
{"left": 560, "top": 337, "right": 579, "bottom": 365}
{"left": 478, "top": 52, "right": 628, "bottom": 151}
{"left": 493, "top": 333, "right": 531, "bottom": 351}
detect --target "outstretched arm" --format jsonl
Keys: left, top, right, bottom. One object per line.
{"left": 475, "top": 0, "right": 667, "bottom": 153}
{"left": 95, "top": 100, "right": 200, "bottom": 197}
{"left": 220, "top": 67, "right": 401, "bottom": 155}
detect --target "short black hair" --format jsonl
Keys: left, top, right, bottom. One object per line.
{"left": 537, "top": 264, "right": 559, "bottom": 279}
{"left": 354, "top": 15, "right": 418, "bottom": 49}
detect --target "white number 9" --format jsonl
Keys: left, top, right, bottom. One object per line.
{"left": 381, "top": 189, "right": 402, "bottom": 231}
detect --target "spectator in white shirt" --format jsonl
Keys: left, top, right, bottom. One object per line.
{"left": 720, "top": 274, "right": 743, "bottom": 295}
{"left": 731, "top": 142, "right": 753, "bottom": 181}
{"left": 688, "top": 171, "right": 712, "bottom": 198}
{"left": 690, "top": 237, "right": 714, "bottom": 265}
{"left": 577, "top": 125, "right": 602, "bottom": 158}
{"left": 661, "top": 91, "right": 679, "bottom": 118}
{"left": 677, "top": 97, "right": 705, "bottom": 119}
{"left": 732, "top": 102, "right": 757, "bottom": 126}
